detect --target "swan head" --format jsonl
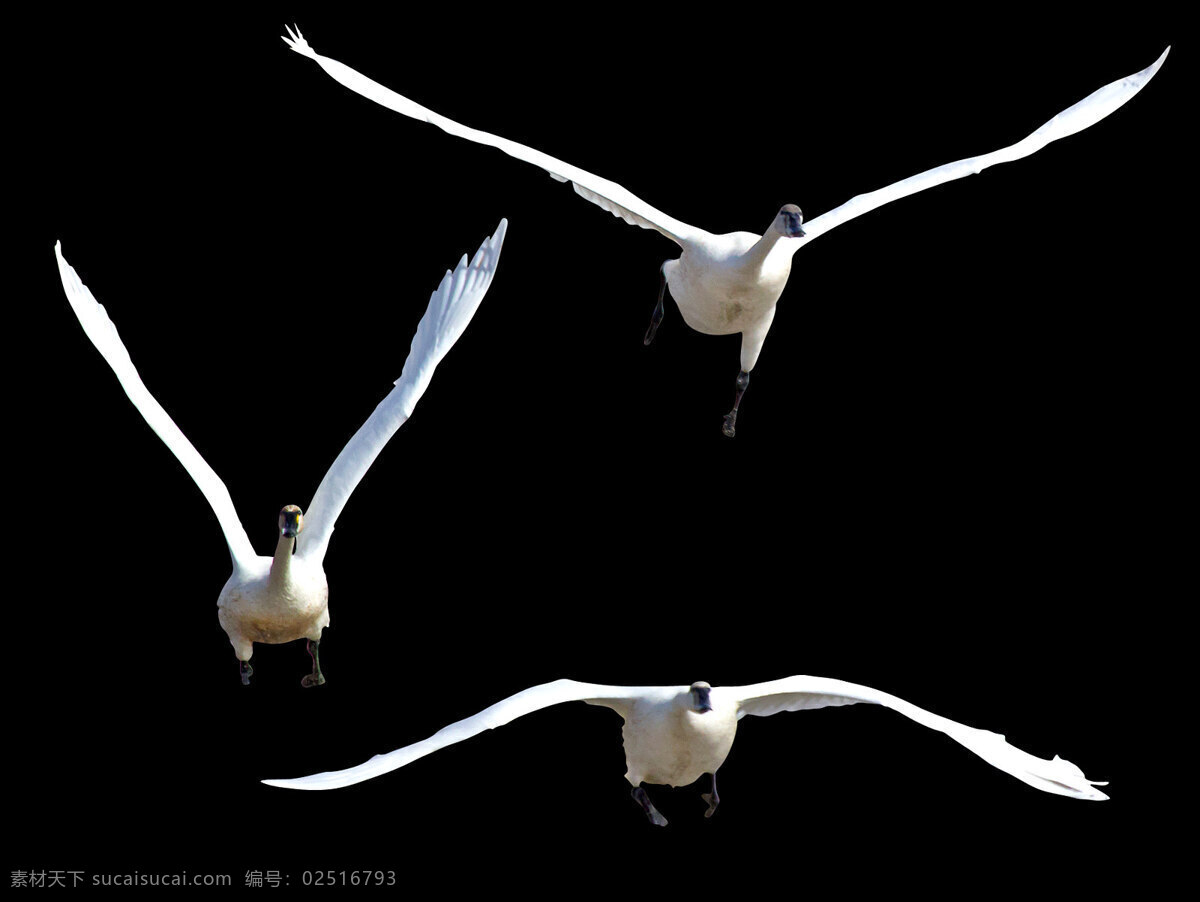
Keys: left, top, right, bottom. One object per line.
{"left": 772, "top": 204, "right": 806, "bottom": 238}
{"left": 278, "top": 505, "right": 304, "bottom": 539}
{"left": 689, "top": 681, "right": 713, "bottom": 714}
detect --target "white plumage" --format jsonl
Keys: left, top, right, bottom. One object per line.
{"left": 281, "top": 25, "right": 1167, "bottom": 435}
{"left": 263, "top": 675, "right": 1108, "bottom": 823}
{"left": 55, "top": 220, "right": 507, "bottom": 683}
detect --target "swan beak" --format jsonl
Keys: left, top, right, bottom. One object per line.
{"left": 279, "top": 506, "right": 303, "bottom": 538}
{"left": 781, "top": 212, "right": 806, "bottom": 238}
{"left": 692, "top": 686, "right": 713, "bottom": 713}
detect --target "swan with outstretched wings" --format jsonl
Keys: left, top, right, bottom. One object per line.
{"left": 282, "top": 26, "right": 1167, "bottom": 436}
{"left": 264, "top": 674, "right": 1107, "bottom": 824}
{"left": 56, "top": 220, "right": 506, "bottom": 685}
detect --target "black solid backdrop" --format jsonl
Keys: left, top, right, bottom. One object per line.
{"left": 12, "top": 5, "right": 1184, "bottom": 894}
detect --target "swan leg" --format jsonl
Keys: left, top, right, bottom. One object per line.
{"left": 300, "top": 639, "right": 326, "bottom": 688}
{"left": 701, "top": 772, "right": 720, "bottom": 818}
{"left": 643, "top": 263, "right": 668, "bottom": 346}
{"left": 631, "top": 785, "right": 668, "bottom": 826}
{"left": 238, "top": 660, "right": 254, "bottom": 686}
{"left": 721, "top": 370, "right": 750, "bottom": 437}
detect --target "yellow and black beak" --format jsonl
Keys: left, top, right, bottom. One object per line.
{"left": 279, "top": 506, "right": 303, "bottom": 538}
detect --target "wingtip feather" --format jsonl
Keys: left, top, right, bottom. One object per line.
{"left": 1137, "top": 45, "right": 1170, "bottom": 84}
{"left": 389, "top": 222, "right": 508, "bottom": 391}
{"left": 1024, "top": 753, "right": 1110, "bottom": 800}
{"left": 281, "top": 23, "right": 315, "bottom": 58}
{"left": 491, "top": 217, "right": 509, "bottom": 248}
{"left": 262, "top": 777, "right": 319, "bottom": 790}
{"left": 261, "top": 773, "right": 339, "bottom": 791}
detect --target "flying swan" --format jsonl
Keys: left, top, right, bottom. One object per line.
{"left": 281, "top": 26, "right": 1168, "bottom": 436}
{"left": 55, "top": 220, "right": 507, "bottom": 685}
{"left": 263, "top": 676, "right": 1108, "bottom": 823}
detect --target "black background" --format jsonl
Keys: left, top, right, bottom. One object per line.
{"left": 13, "top": 5, "right": 1184, "bottom": 893}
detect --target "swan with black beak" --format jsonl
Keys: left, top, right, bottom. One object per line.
{"left": 56, "top": 221, "right": 506, "bottom": 685}
{"left": 264, "top": 675, "right": 1108, "bottom": 824}
{"left": 282, "top": 26, "right": 1167, "bottom": 436}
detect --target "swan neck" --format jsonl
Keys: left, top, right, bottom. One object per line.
{"left": 750, "top": 228, "right": 786, "bottom": 259}
{"left": 268, "top": 533, "right": 296, "bottom": 589}
{"left": 745, "top": 228, "right": 791, "bottom": 272}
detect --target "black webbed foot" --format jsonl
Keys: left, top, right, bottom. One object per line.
{"left": 302, "top": 639, "right": 325, "bottom": 688}
{"left": 632, "top": 786, "right": 668, "bottom": 826}
{"left": 644, "top": 263, "right": 668, "bottom": 346}
{"left": 644, "top": 313, "right": 663, "bottom": 346}
{"left": 239, "top": 661, "right": 254, "bottom": 686}
{"left": 702, "top": 773, "right": 720, "bottom": 817}
{"left": 722, "top": 370, "right": 750, "bottom": 437}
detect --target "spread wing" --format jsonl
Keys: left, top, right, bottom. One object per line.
{"left": 262, "top": 678, "right": 651, "bottom": 790}
{"left": 55, "top": 242, "right": 258, "bottom": 574}
{"left": 281, "top": 25, "right": 706, "bottom": 248}
{"left": 730, "top": 675, "right": 1108, "bottom": 800}
{"left": 295, "top": 221, "right": 506, "bottom": 564}
{"left": 797, "top": 47, "right": 1169, "bottom": 245}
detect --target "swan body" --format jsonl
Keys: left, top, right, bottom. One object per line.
{"left": 56, "top": 221, "right": 507, "bottom": 683}
{"left": 216, "top": 538, "right": 329, "bottom": 659}
{"left": 618, "top": 686, "right": 738, "bottom": 788}
{"left": 664, "top": 230, "right": 792, "bottom": 367}
{"left": 281, "top": 26, "right": 1168, "bottom": 434}
{"left": 264, "top": 675, "right": 1108, "bottom": 823}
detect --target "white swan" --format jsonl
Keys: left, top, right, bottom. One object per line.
{"left": 263, "top": 675, "right": 1108, "bottom": 823}
{"left": 281, "top": 26, "right": 1168, "bottom": 436}
{"left": 55, "top": 220, "right": 507, "bottom": 685}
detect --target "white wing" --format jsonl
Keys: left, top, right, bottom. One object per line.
{"left": 280, "top": 25, "right": 705, "bottom": 248}
{"left": 295, "top": 221, "right": 507, "bottom": 564}
{"left": 55, "top": 242, "right": 258, "bottom": 574}
{"left": 263, "top": 678, "right": 651, "bottom": 790}
{"left": 730, "top": 675, "right": 1108, "bottom": 800}
{"left": 798, "top": 47, "right": 1169, "bottom": 245}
